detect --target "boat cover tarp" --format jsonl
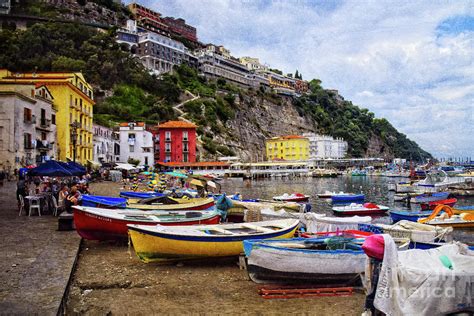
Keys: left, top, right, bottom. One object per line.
{"left": 300, "top": 213, "right": 371, "bottom": 233}
{"left": 81, "top": 195, "right": 127, "bottom": 208}
{"left": 373, "top": 235, "right": 474, "bottom": 315}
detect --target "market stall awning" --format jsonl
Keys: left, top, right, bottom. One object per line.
{"left": 28, "top": 160, "right": 73, "bottom": 177}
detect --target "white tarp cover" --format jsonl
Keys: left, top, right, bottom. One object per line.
{"left": 300, "top": 213, "right": 372, "bottom": 233}
{"left": 374, "top": 235, "right": 474, "bottom": 315}
{"left": 114, "top": 163, "right": 137, "bottom": 171}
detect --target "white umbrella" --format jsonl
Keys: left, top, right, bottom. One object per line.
{"left": 114, "top": 163, "right": 137, "bottom": 171}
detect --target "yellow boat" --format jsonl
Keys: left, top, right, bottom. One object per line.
{"left": 127, "top": 197, "right": 215, "bottom": 211}
{"left": 128, "top": 219, "right": 299, "bottom": 263}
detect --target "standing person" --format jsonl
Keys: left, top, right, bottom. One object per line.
{"left": 58, "top": 185, "right": 69, "bottom": 211}
{"left": 16, "top": 176, "right": 27, "bottom": 203}
{"left": 0, "top": 169, "right": 5, "bottom": 188}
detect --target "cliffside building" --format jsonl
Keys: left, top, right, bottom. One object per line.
{"left": 128, "top": 2, "right": 169, "bottom": 36}
{"left": 266, "top": 135, "right": 309, "bottom": 161}
{"left": 303, "top": 133, "right": 348, "bottom": 159}
{"left": 118, "top": 122, "right": 153, "bottom": 167}
{"left": 155, "top": 120, "right": 197, "bottom": 163}
{"left": 0, "top": 70, "right": 94, "bottom": 164}
{"left": 0, "top": 83, "right": 57, "bottom": 170}
{"left": 163, "top": 17, "right": 198, "bottom": 43}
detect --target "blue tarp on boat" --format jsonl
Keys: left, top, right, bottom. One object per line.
{"left": 389, "top": 210, "right": 433, "bottom": 223}
{"left": 414, "top": 192, "right": 449, "bottom": 203}
{"left": 81, "top": 195, "right": 127, "bottom": 208}
{"left": 119, "top": 191, "right": 165, "bottom": 199}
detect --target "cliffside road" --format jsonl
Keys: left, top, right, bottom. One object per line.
{"left": 0, "top": 182, "right": 81, "bottom": 315}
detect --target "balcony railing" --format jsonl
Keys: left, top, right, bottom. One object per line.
{"left": 183, "top": 148, "right": 189, "bottom": 153}
{"left": 165, "top": 148, "right": 171, "bottom": 153}
{"left": 24, "top": 142, "right": 35, "bottom": 149}
{"left": 40, "top": 118, "right": 51, "bottom": 128}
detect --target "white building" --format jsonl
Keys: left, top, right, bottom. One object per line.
{"left": 118, "top": 122, "right": 154, "bottom": 167}
{"left": 93, "top": 124, "right": 120, "bottom": 164}
{"left": 303, "top": 133, "right": 348, "bottom": 159}
{"left": 0, "top": 83, "right": 57, "bottom": 170}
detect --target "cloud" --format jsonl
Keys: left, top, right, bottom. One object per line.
{"left": 134, "top": 0, "right": 474, "bottom": 158}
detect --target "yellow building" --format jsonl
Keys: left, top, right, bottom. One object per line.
{"left": 266, "top": 135, "right": 309, "bottom": 161}
{"left": 0, "top": 70, "right": 94, "bottom": 164}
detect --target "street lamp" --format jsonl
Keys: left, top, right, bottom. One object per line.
{"left": 71, "top": 121, "right": 79, "bottom": 163}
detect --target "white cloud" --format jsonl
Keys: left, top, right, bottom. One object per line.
{"left": 138, "top": 0, "right": 473, "bottom": 157}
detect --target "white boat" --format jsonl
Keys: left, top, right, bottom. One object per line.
{"left": 332, "top": 203, "right": 390, "bottom": 216}
{"left": 367, "top": 220, "right": 453, "bottom": 244}
{"left": 273, "top": 193, "right": 309, "bottom": 202}
{"left": 299, "top": 213, "right": 372, "bottom": 233}
{"left": 414, "top": 170, "right": 467, "bottom": 193}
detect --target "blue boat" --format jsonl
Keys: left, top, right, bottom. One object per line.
{"left": 389, "top": 210, "right": 433, "bottom": 223}
{"left": 455, "top": 205, "right": 474, "bottom": 212}
{"left": 81, "top": 195, "right": 127, "bottom": 208}
{"left": 331, "top": 194, "right": 365, "bottom": 203}
{"left": 119, "top": 191, "right": 165, "bottom": 199}
{"left": 412, "top": 192, "right": 449, "bottom": 203}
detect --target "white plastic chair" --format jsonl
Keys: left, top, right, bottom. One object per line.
{"left": 18, "top": 195, "right": 25, "bottom": 216}
{"left": 28, "top": 197, "right": 41, "bottom": 216}
{"left": 51, "top": 195, "right": 59, "bottom": 216}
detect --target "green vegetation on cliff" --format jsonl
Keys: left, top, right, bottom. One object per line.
{"left": 0, "top": 20, "right": 431, "bottom": 160}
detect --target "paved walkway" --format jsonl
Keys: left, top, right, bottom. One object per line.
{"left": 0, "top": 181, "right": 81, "bottom": 315}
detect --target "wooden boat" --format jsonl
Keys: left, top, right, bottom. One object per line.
{"left": 389, "top": 210, "right": 432, "bottom": 223}
{"left": 128, "top": 197, "right": 215, "bottom": 211}
{"left": 317, "top": 191, "right": 338, "bottom": 198}
{"left": 420, "top": 198, "right": 457, "bottom": 210}
{"left": 273, "top": 193, "right": 309, "bottom": 202}
{"left": 73, "top": 206, "right": 221, "bottom": 241}
{"left": 81, "top": 195, "right": 127, "bottom": 208}
{"left": 419, "top": 205, "right": 474, "bottom": 229}
{"left": 332, "top": 203, "right": 389, "bottom": 216}
{"left": 331, "top": 194, "right": 365, "bottom": 203}
{"left": 127, "top": 219, "right": 299, "bottom": 263}
{"left": 244, "top": 237, "right": 368, "bottom": 285}
{"left": 410, "top": 192, "right": 449, "bottom": 204}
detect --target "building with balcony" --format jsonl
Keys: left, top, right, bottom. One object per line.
{"left": 128, "top": 2, "right": 169, "bottom": 36}
{"left": 197, "top": 45, "right": 252, "bottom": 87}
{"left": 303, "top": 133, "right": 348, "bottom": 159}
{"left": 93, "top": 124, "right": 120, "bottom": 164}
{"left": 118, "top": 122, "right": 153, "bottom": 167}
{"left": 265, "top": 135, "right": 309, "bottom": 161}
{"left": 155, "top": 120, "right": 197, "bottom": 163}
{"left": 163, "top": 17, "right": 198, "bottom": 43}
{"left": 0, "top": 82, "right": 57, "bottom": 170}
{"left": 137, "top": 32, "right": 187, "bottom": 75}
{"left": 239, "top": 57, "right": 268, "bottom": 72}
{"left": 0, "top": 69, "right": 93, "bottom": 164}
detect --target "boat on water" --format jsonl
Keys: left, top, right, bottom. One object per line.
{"left": 309, "top": 168, "right": 339, "bottom": 178}
{"left": 244, "top": 237, "right": 367, "bottom": 285}
{"left": 393, "top": 192, "right": 419, "bottom": 202}
{"left": 351, "top": 169, "right": 367, "bottom": 176}
{"left": 331, "top": 193, "right": 365, "bottom": 203}
{"left": 389, "top": 210, "right": 433, "bottom": 223}
{"left": 414, "top": 170, "right": 466, "bottom": 193}
{"left": 81, "top": 195, "right": 127, "bottom": 208}
{"left": 420, "top": 198, "right": 457, "bottom": 210}
{"left": 410, "top": 192, "right": 449, "bottom": 204}
{"left": 317, "top": 191, "right": 339, "bottom": 198}
{"left": 332, "top": 203, "right": 389, "bottom": 216}
{"left": 73, "top": 206, "right": 222, "bottom": 241}
{"left": 395, "top": 182, "right": 418, "bottom": 193}
{"left": 127, "top": 219, "right": 300, "bottom": 263}
{"left": 273, "top": 193, "right": 309, "bottom": 202}
{"left": 419, "top": 205, "right": 474, "bottom": 229}
{"left": 128, "top": 197, "right": 215, "bottom": 211}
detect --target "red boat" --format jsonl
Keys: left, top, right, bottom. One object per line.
{"left": 73, "top": 206, "right": 221, "bottom": 241}
{"left": 420, "top": 198, "right": 457, "bottom": 210}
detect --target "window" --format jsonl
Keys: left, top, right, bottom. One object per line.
{"left": 183, "top": 131, "right": 188, "bottom": 141}
{"left": 51, "top": 114, "right": 56, "bottom": 125}
{"left": 183, "top": 143, "right": 189, "bottom": 152}
{"left": 183, "top": 153, "right": 188, "bottom": 162}
{"left": 144, "top": 157, "right": 148, "bottom": 165}
{"left": 24, "top": 108, "right": 32, "bottom": 122}
{"left": 165, "top": 143, "right": 171, "bottom": 152}
{"left": 24, "top": 133, "right": 32, "bottom": 149}
{"left": 129, "top": 145, "right": 135, "bottom": 152}
{"left": 165, "top": 131, "right": 171, "bottom": 141}
{"left": 41, "top": 132, "right": 47, "bottom": 141}
{"left": 165, "top": 154, "right": 171, "bottom": 162}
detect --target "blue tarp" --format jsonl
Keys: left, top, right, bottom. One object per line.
{"left": 28, "top": 160, "right": 74, "bottom": 177}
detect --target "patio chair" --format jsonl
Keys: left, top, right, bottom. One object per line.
{"left": 28, "top": 196, "right": 41, "bottom": 216}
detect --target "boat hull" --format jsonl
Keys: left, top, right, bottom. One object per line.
{"left": 420, "top": 198, "right": 457, "bottom": 210}
{"left": 128, "top": 222, "right": 298, "bottom": 263}
{"left": 331, "top": 194, "right": 365, "bottom": 203}
{"left": 128, "top": 199, "right": 215, "bottom": 211}
{"left": 333, "top": 209, "right": 388, "bottom": 216}
{"left": 389, "top": 211, "right": 431, "bottom": 223}
{"left": 74, "top": 208, "right": 221, "bottom": 241}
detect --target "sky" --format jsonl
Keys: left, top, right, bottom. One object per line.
{"left": 132, "top": 0, "right": 473, "bottom": 158}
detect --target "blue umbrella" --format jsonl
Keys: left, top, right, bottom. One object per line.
{"left": 28, "top": 160, "right": 73, "bottom": 177}
{"left": 65, "top": 161, "right": 87, "bottom": 176}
